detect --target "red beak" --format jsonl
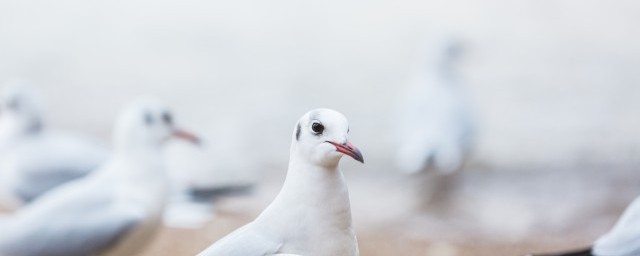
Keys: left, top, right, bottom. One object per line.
{"left": 172, "top": 128, "right": 201, "bottom": 145}
{"left": 326, "top": 141, "right": 364, "bottom": 163}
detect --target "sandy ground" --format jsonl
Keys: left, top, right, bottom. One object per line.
{"left": 1, "top": 163, "right": 635, "bottom": 255}
{"left": 132, "top": 163, "right": 635, "bottom": 256}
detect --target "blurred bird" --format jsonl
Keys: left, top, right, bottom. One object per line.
{"left": 394, "top": 35, "right": 473, "bottom": 175}
{"left": 0, "top": 98, "right": 200, "bottom": 256}
{"left": 162, "top": 143, "right": 255, "bottom": 229}
{"left": 163, "top": 179, "right": 254, "bottom": 229}
{"left": 528, "top": 196, "right": 640, "bottom": 256}
{"left": 0, "top": 80, "right": 108, "bottom": 208}
{"left": 197, "top": 108, "right": 363, "bottom": 256}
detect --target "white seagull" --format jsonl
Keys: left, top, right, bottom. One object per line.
{"left": 163, "top": 143, "right": 254, "bottom": 229}
{"left": 197, "top": 108, "right": 364, "bottom": 256}
{"left": 394, "top": 35, "right": 473, "bottom": 174}
{"left": 0, "top": 98, "right": 200, "bottom": 256}
{"left": 0, "top": 81, "right": 108, "bottom": 207}
{"left": 529, "top": 195, "right": 640, "bottom": 256}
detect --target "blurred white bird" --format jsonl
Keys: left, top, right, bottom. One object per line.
{"left": 197, "top": 108, "right": 363, "bottom": 256}
{"left": 163, "top": 143, "right": 254, "bottom": 229}
{"left": 529, "top": 195, "right": 640, "bottom": 256}
{"left": 395, "top": 34, "right": 473, "bottom": 175}
{"left": 0, "top": 81, "right": 108, "bottom": 207}
{"left": 0, "top": 98, "right": 200, "bottom": 256}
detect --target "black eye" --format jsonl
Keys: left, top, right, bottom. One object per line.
{"left": 311, "top": 122, "right": 324, "bottom": 134}
{"left": 144, "top": 112, "right": 154, "bottom": 125}
{"left": 162, "top": 112, "right": 173, "bottom": 125}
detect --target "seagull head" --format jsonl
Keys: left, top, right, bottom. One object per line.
{"left": 292, "top": 108, "right": 363, "bottom": 167}
{"left": 0, "top": 80, "right": 44, "bottom": 135}
{"left": 114, "top": 97, "right": 200, "bottom": 152}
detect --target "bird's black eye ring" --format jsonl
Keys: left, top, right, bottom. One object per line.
{"left": 311, "top": 121, "right": 324, "bottom": 134}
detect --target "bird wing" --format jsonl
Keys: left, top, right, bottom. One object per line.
{"left": 197, "top": 223, "right": 282, "bottom": 256}
{"left": 0, "top": 173, "right": 141, "bottom": 256}
{"left": 6, "top": 132, "right": 108, "bottom": 202}
{"left": 12, "top": 167, "right": 87, "bottom": 202}
{"left": 0, "top": 203, "right": 142, "bottom": 256}
{"left": 593, "top": 196, "right": 640, "bottom": 256}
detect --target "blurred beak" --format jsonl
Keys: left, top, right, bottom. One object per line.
{"left": 326, "top": 141, "right": 364, "bottom": 163}
{"left": 172, "top": 128, "right": 201, "bottom": 145}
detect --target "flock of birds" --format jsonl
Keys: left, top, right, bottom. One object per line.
{"left": 0, "top": 41, "right": 638, "bottom": 256}
{"left": 0, "top": 84, "right": 365, "bottom": 255}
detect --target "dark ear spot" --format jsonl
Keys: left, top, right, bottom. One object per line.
{"left": 295, "top": 123, "right": 301, "bottom": 141}
{"left": 144, "top": 112, "right": 153, "bottom": 125}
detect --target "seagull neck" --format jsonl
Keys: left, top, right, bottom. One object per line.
{"left": 259, "top": 153, "right": 353, "bottom": 234}
{"left": 286, "top": 157, "right": 341, "bottom": 182}
{"left": 112, "top": 146, "right": 164, "bottom": 182}
{"left": 112, "top": 147, "right": 168, "bottom": 208}
{"left": 116, "top": 142, "right": 161, "bottom": 155}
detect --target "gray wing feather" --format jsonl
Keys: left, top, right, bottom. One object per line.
{"left": 8, "top": 133, "right": 108, "bottom": 202}
{"left": 0, "top": 206, "right": 141, "bottom": 256}
{"left": 14, "top": 169, "right": 87, "bottom": 202}
{"left": 0, "top": 175, "right": 140, "bottom": 256}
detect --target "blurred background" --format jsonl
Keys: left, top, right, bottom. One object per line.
{"left": 1, "top": 0, "right": 639, "bottom": 255}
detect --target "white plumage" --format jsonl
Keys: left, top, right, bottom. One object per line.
{"left": 593, "top": 195, "right": 640, "bottom": 256}
{"left": 0, "top": 81, "right": 108, "bottom": 207}
{"left": 198, "top": 108, "right": 363, "bottom": 256}
{"left": 395, "top": 34, "right": 473, "bottom": 174}
{"left": 528, "top": 195, "right": 640, "bottom": 256}
{"left": 0, "top": 98, "right": 200, "bottom": 256}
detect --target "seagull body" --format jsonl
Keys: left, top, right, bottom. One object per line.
{"left": 0, "top": 98, "right": 200, "bottom": 256}
{"left": 530, "top": 196, "right": 640, "bottom": 256}
{"left": 163, "top": 143, "right": 255, "bottom": 229}
{"left": 592, "top": 195, "right": 640, "bottom": 255}
{"left": 0, "top": 82, "right": 108, "bottom": 206}
{"left": 0, "top": 163, "right": 162, "bottom": 256}
{"left": 0, "top": 131, "right": 108, "bottom": 204}
{"left": 395, "top": 35, "right": 473, "bottom": 174}
{"left": 198, "top": 108, "right": 363, "bottom": 256}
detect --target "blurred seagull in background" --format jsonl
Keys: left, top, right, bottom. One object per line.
{"left": 197, "top": 108, "right": 363, "bottom": 256}
{"left": 394, "top": 34, "right": 473, "bottom": 175}
{"left": 0, "top": 80, "right": 108, "bottom": 208}
{"left": 529, "top": 195, "right": 640, "bottom": 256}
{"left": 163, "top": 142, "right": 254, "bottom": 229}
{"left": 0, "top": 98, "right": 200, "bottom": 256}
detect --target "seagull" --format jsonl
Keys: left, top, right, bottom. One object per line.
{"left": 394, "top": 35, "right": 473, "bottom": 174}
{"left": 0, "top": 81, "right": 108, "bottom": 207}
{"left": 162, "top": 141, "right": 255, "bottom": 229}
{"left": 197, "top": 108, "right": 364, "bottom": 256}
{"left": 0, "top": 98, "right": 200, "bottom": 256}
{"left": 529, "top": 196, "right": 640, "bottom": 256}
